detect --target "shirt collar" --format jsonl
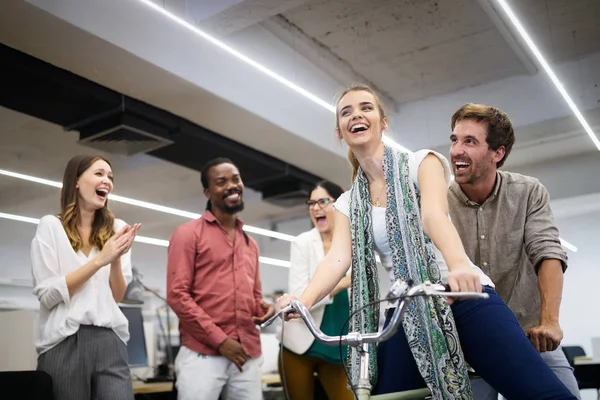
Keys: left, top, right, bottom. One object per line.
{"left": 202, "top": 209, "right": 244, "bottom": 230}
{"left": 450, "top": 171, "right": 503, "bottom": 206}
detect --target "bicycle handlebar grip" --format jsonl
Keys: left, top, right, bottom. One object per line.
{"left": 442, "top": 283, "right": 486, "bottom": 293}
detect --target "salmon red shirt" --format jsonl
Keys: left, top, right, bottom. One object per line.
{"left": 166, "top": 211, "right": 265, "bottom": 358}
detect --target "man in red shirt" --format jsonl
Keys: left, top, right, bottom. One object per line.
{"left": 167, "top": 157, "right": 275, "bottom": 400}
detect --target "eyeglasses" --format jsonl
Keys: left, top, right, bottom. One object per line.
{"left": 306, "top": 198, "right": 333, "bottom": 208}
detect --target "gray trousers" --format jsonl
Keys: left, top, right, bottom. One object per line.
{"left": 37, "top": 325, "right": 134, "bottom": 400}
{"left": 471, "top": 346, "right": 581, "bottom": 399}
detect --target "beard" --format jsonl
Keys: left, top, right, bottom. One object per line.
{"left": 455, "top": 165, "right": 486, "bottom": 185}
{"left": 453, "top": 153, "right": 495, "bottom": 185}
{"left": 224, "top": 201, "right": 245, "bottom": 214}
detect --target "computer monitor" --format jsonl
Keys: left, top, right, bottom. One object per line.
{"left": 592, "top": 337, "right": 600, "bottom": 360}
{"left": 120, "top": 306, "right": 149, "bottom": 368}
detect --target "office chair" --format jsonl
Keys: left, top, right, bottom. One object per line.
{"left": 0, "top": 370, "right": 55, "bottom": 400}
{"left": 562, "top": 345, "right": 600, "bottom": 398}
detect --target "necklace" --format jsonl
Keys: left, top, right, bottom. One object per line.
{"left": 372, "top": 184, "right": 385, "bottom": 207}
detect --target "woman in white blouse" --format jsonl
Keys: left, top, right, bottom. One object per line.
{"left": 278, "top": 180, "right": 353, "bottom": 400}
{"left": 31, "top": 155, "right": 140, "bottom": 400}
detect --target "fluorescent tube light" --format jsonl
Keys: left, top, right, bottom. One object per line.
{"left": 136, "top": 0, "right": 335, "bottom": 112}
{"left": 133, "top": 0, "right": 413, "bottom": 154}
{"left": 559, "top": 238, "right": 578, "bottom": 253}
{"left": 495, "top": 0, "right": 600, "bottom": 151}
{"left": 0, "top": 168, "right": 295, "bottom": 242}
{"left": 0, "top": 211, "right": 292, "bottom": 267}
{"left": 0, "top": 168, "right": 579, "bottom": 252}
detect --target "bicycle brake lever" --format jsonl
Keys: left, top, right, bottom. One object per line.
{"left": 260, "top": 305, "right": 294, "bottom": 329}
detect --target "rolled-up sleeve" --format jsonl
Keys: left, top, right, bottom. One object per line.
{"left": 115, "top": 219, "right": 133, "bottom": 286}
{"left": 31, "top": 220, "right": 70, "bottom": 309}
{"left": 524, "top": 182, "right": 568, "bottom": 272}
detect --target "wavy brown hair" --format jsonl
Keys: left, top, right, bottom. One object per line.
{"left": 60, "top": 155, "right": 115, "bottom": 252}
{"left": 334, "top": 84, "right": 389, "bottom": 182}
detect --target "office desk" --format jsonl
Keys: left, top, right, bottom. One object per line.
{"left": 262, "top": 373, "right": 284, "bottom": 400}
{"left": 132, "top": 380, "right": 173, "bottom": 395}
{"left": 574, "top": 358, "right": 600, "bottom": 366}
{"left": 133, "top": 376, "right": 278, "bottom": 392}
{"left": 262, "top": 373, "right": 282, "bottom": 386}
{"left": 573, "top": 358, "right": 600, "bottom": 392}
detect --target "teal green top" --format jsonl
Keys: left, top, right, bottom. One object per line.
{"left": 303, "top": 289, "right": 350, "bottom": 364}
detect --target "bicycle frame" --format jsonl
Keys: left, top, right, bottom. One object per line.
{"left": 262, "top": 280, "right": 489, "bottom": 400}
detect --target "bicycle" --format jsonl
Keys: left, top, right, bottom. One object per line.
{"left": 261, "top": 280, "right": 489, "bottom": 400}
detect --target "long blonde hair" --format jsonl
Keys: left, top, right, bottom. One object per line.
{"left": 334, "top": 84, "right": 389, "bottom": 182}
{"left": 60, "top": 155, "right": 115, "bottom": 252}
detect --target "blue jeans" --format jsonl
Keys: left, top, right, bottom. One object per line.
{"left": 471, "top": 346, "right": 581, "bottom": 399}
{"left": 373, "top": 286, "right": 576, "bottom": 399}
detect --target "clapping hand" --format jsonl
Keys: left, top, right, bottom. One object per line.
{"left": 97, "top": 223, "right": 141, "bottom": 267}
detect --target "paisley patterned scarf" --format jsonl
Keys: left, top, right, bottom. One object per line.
{"left": 347, "top": 145, "right": 471, "bottom": 399}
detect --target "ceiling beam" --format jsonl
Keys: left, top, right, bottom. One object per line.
{"left": 192, "top": 0, "right": 310, "bottom": 36}
{"left": 261, "top": 15, "right": 400, "bottom": 113}
{"left": 151, "top": 0, "right": 187, "bottom": 19}
{"left": 476, "top": 0, "right": 538, "bottom": 75}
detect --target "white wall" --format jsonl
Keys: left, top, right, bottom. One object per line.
{"left": 554, "top": 209, "right": 600, "bottom": 400}
{"left": 555, "top": 212, "right": 600, "bottom": 356}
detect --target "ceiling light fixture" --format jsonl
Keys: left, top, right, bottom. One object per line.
{"left": 0, "top": 211, "right": 291, "bottom": 268}
{"left": 0, "top": 168, "right": 579, "bottom": 252}
{"left": 559, "top": 238, "right": 578, "bottom": 253}
{"left": 133, "top": 0, "right": 413, "bottom": 153}
{"left": 494, "top": 0, "right": 600, "bottom": 151}
{"left": 136, "top": 0, "right": 336, "bottom": 113}
{"left": 0, "top": 168, "right": 295, "bottom": 242}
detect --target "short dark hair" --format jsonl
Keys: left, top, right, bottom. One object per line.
{"left": 312, "top": 180, "right": 344, "bottom": 201}
{"left": 451, "top": 104, "right": 516, "bottom": 168}
{"left": 200, "top": 157, "right": 238, "bottom": 211}
{"left": 201, "top": 157, "right": 236, "bottom": 189}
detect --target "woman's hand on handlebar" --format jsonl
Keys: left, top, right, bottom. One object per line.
{"left": 446, "top": 267, "right": 482, "bottom": 304}
{"left": 276, "top": 293, "right": 302, "bottom": 321}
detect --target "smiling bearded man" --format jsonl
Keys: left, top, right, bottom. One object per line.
{"left": 166, "top": 157, "right": 275, "bottom": 400}
{"left": 446, "top": 104, "right": 580, "bottom": 400}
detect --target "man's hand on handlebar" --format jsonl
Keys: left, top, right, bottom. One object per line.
{"left": 276, "top": 293, "right": 302, "bottom": 321}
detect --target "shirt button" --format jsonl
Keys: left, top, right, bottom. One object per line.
{"left": 483, "top": 262, "right": 488, "bottom": 267}
{"left": 480, "top": 234, "right": 485, "bottom": 239}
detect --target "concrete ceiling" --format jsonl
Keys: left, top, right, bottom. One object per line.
{"left": 194, "top": 0, "right": 600, "bottom": 107}
{"left": 1, "top": 0, "right": 599, "bottom": 238}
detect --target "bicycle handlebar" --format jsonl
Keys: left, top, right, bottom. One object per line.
{"left": 261, "top": 280, "right": 489, "bottom": 348}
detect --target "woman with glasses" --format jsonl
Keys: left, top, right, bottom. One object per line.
{"left": 277, "top": 180, "right": 354, "bottom": 400}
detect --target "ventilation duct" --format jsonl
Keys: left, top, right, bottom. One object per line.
{"left": 70, "top": 108, "right": 174, "bottom": 156}
{"left": 0, "top": 44, "right": 324, "bottom": 207}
